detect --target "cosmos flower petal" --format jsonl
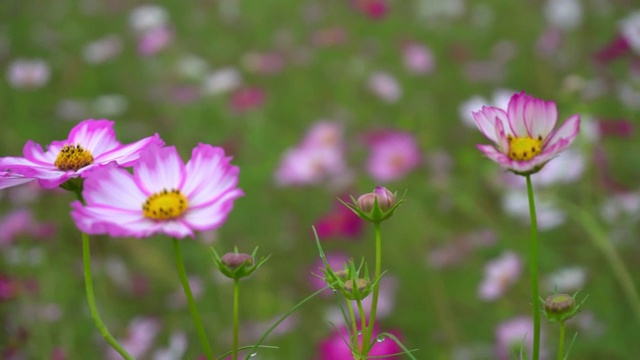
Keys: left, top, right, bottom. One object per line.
{"left": 524, "top": 98, "right": 557, "bottom": 139}
{"left": 183, "top": 190, "right": 243, "bottom": 231}
{"left": 82, "top": 164, "right": 147, "bottom": 210}
{"left": 543, "top": 114, "right": 581, "bottom": 151}
{"left": 506, "top": 92, "right": 531, "bottom": 136}
{"left": 182, "top": 143, "right": 242, "bottom": 207}
{"left": 476, "top": 144, "right": 512, "bottom": 165}
{"left": 135, "top": 145, "right": 186, "bottom": 193}
{"left": 71, "top": 202, "right": 148, "bottom": 236}
{"left": 472, "top": 106, "right": 510, "bottom": 143}
{"left": 67, "top": 119, "right": 120, "bottom": 155}
{"left": 96, "top": 133, "right": 164, "bottom": 167}
{"left": 22, "top": 141, "right": 59, "bottom": 164}
{"left": 0, "top": 173, "right": 35, "bottom": 189}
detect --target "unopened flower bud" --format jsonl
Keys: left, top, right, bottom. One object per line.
{"left": 357, "top": 193, "right": 378, "bottom": 213}
{"left": 544, "top": 293, "right": 574, "bottom": 313}
{"left": 543, "top": 292, "right": 585, "bottom": 323}
{"left": 221, "top": 253, "right": 253, "bottom": 269}
{"left": 373, "top": 186, "right": 396, "bottom": 210}
{"left": 344, "top": 278, "right": 369, "bottom": 293}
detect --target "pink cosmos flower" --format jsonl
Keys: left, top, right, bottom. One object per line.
{"left": 364, "top": 130, "right": 421, "bottom": 183}
{"left": 318, "top": 325, "right": 402, "bottom": 360}
{"left": 478, "top": 251, "right": 522, "bottom": 301}
{"left": 1, "top": 119, "right": 163, "bottom": 189}
{"left": 229, "top": 86, "right": 266, "bottom": 113}
{"left": 472, "top": 92, "right": 580, "bottom": 175}
{"left": 402, "top": 42, "right": 435, "bottom": 75}
{"left": 137, "top": 26, "right": 173, "bottom": 56}
{"left": 70, "top": 144, "right": 243, "bottom": 239}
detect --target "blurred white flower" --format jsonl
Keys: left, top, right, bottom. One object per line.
{"left": 601, "top": 192, "right": 640, "bottom": 223}
{"left": 56, "top": 99, "right": 89, "bottom": 121}
{"left": 620, "top": 10, "right": 640, "bottom": 54}
{"left": 402, "top": 42, "right": 435, "bottom": 75}
{"left": 502, "top": 190, "right": 566, "bottom": 230}
{"left": 544, "top": 266, "right": 586, "bottom": 292}
{"left": 153, "top": 332, "right": 187, "bottom": 360}
{"left": 6, "top": 59, "right": 50, "bottom": 89}
{"left": 368, "top": 71, "right": 402, "bottom": 103}
{"left": 107, "top": 317, "right": 160, "bottom": 360}
{"left": 202, "top": 67, "right": 242, "bottom": 96}
{"left": 177, "top": 54, "right": 209, "bottom": 80}
{"left": 129, "top": 5, "right": 169, "bottom": 33}
{"left": 92, "top": 94, "right": 128, "bottom": 117}
{"left": 544, "top": 0, "right": 583, "bottom": 31}
{"left": 82, "top": 35, "right": 122, "bottom": 64}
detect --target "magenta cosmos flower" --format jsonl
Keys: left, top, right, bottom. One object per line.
{"left": 70, "top": 144, "right": 243, "bottom": 239}
{"left": 472, "top": 92, "right": 580, "bottom": 175}
{"left": 1, "top": 119, "right": 163, "bottom": 188}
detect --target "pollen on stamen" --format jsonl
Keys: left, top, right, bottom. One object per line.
{"left": 54, "top": 144, "right": 95, "bottom": 171}
{"left": 507, "top": 136, "right": 542, "bottom": 161}
{"left": 142, "top": 188, "right": 189, "bottom": 221}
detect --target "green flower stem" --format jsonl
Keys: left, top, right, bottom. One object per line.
{"left": 356, "top": 298, "right": 367, "bottom": 355}
{"left": 347, "top": 299, "right": 359, "bottom": 352}
{"left": 525, "top": 175, "right": 541, "bottom": 360}
{"left": 562, "top": 202, "right": 640, "bottom": 324}
{"left": 365, "top": 222, "right": 383, "bottom": 357}
{"left": 557, "top": 321, "right": 565, "bottom": 360}
{"left": 173, "top": 238, "right": 214, "bottom": 360}
{"left": 82, "top": 232, "right": 134, "bottom": 360}
{"left": 232, "top": 278, "right": 240, "bottom": 360}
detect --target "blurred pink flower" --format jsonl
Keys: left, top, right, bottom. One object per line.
{"left": 229, "top": 86, "right": 265, "bottom": 113}
{"left": 594, "top": 33, "right": 631, "bottom": 64}
{"left": 308, "top": 252, "right": 349, "bottom": 296}
{"left": 597, "top": 118, "right": 634, "bottom": 138}
{"left": 478, "top": 251, "right": 522, "bottom": 301}
{"left": 242, "top": 51, "right": 285, "bottom": 74}
{"left": 352, "top": 0, "right": 389, "bottom": 20}
{"left": 0, "top": 275, "right": 18, "bottom": 300}
{"left": 364, "top": 130, "right": 421, "bottom": 183}
{"left": 318, "top": 325, "right": 402, "bottom": 360}
{"left": 0, "top": 209, "right": 35, "bottom": 246}
{"left": 472, "top": 92, "right": 580, "bottom": 175}
{"left": 496, "top": 316, "right": 546, "bottom": 360}
{"left": 275, "top": 121, "right": 349, "bottom": 187}
{"left": 428, "top": 230, "right": 497, "bottom": 269}
{"left": 402, "top": 42, "right": 435, "bottom": 75}
{"left": 315, "top": 197, "right": 364, "bottom": 240}
{"left": 312, "top": 27, "right": 348, "bottom": 47}
{"left": 351, "top": 275, "right": 397, "bottom": 320}
{"left": 368, "top": 71, "right": 401, "bottom": 103}
{"left": 107, "top": 317, "right": 160, "bottom": 360}
{"left": 137, "top": 26, "right": 173, "bottom": 56}
{"left": 6, "top": 59, "right": 50, "bottom": 89}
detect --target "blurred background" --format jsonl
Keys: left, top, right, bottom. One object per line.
{"left": 2, "top": 0, "right": 640, "bottom": 359}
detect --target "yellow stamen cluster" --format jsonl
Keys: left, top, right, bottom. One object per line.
{"left": 507, "top": 135, "right": 543, "bottom": 161}
{"left": 142, "top": 188, "right": 189, "bottom": 220}
{"left": 54, "top": 144, "right": 94, "bottom": 171}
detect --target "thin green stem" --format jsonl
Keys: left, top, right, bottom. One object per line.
{"left": 347, "top": 299, "right": 359, "bottom": 352}
{"left": 82, "top": 232, "right": 134, "bottom": 360}
{"left": 173, "top": 238, "right": 214, "bottom": 360}
{"left": 365, "top": 222, "right": 383, "bottom": 357}
{"left": 356, "top": 299, "right": 367, "bottom": 356}
{"left": 525, "top": 175, "right": 540, "bottom": 360}
{"left": 557, "top": 321, "right": 565, "bottom": 360}
{"left": 232, "top": 278, "right": 240, "bottom": 360}
{"left": 561, "top": 201, "right": 640, "bottom": 324}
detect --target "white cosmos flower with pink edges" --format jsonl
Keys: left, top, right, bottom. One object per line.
{"left": 472, "top": 92, "right": 580, "bottom": 175}
{"left": 0, "top": 119, "right": 163, "bottom": 189}
{"left": 71, "top": 144, "right": 243, "bottom": 239}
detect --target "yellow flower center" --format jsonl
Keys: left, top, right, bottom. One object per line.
{"left": 142, "top": 188, "right": 189, "bottom": 220}
{"left": 507, "top": 135, "right": 543, "bottom": 161}
{"left": 54, "top": 144, "right": 94, "bottom": 171}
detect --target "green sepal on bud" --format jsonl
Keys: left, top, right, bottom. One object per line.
{"left": 542, "top": 290, "right": 588, "bottom": 323}
{"left": 318, "top": 257, "right": 385, "bottom": 301}
{"left": 211, "top": 246, "right": 270, "bottom": 280}
{"left": 338, "top": 186, "right": 405, "bottom": 224}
